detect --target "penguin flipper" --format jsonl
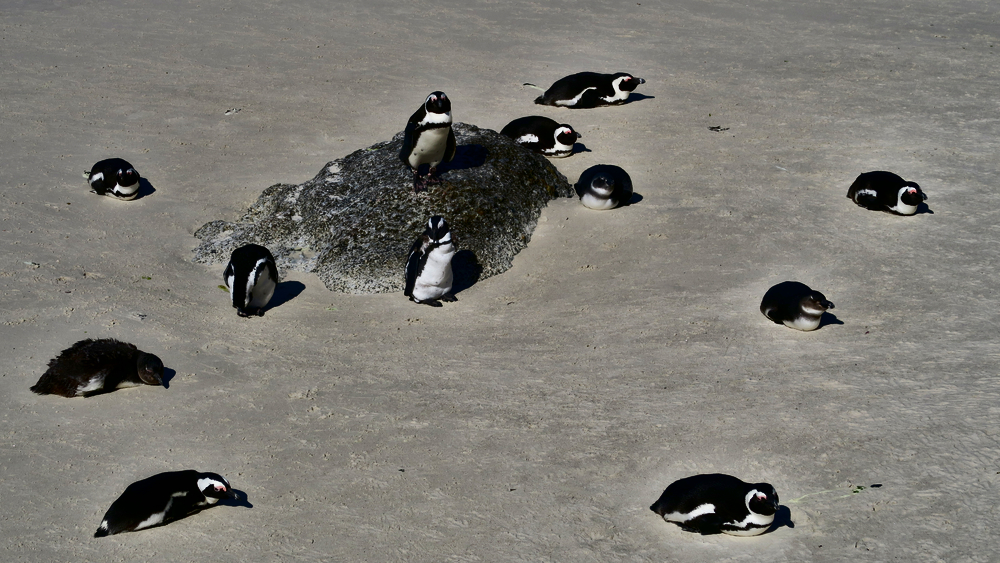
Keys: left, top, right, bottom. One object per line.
{"left": 399, "top": 120, "right": 417, "bottom": 166}
{"left": 403, "top": 242, "right": 422, "bottom": 298}
{"left": 444, "top": 127, "right": 457, "bottom": 164}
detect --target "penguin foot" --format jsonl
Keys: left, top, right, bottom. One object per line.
{"left": 440, "top": 294, "right": 457, "bottom": 303}
{"left": 411, "top": 297, "right": 443, "bottom": 307}
{"left": 413, "top": 176, "right": 428, "bottom": 193}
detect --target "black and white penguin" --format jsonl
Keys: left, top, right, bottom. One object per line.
{"left": 224, "top": 244, "right": 279, "bottom": 317}
{"left": 499, "top": 116, "right": 581, "bottom": 158}
{"left": 84, "top": 158, "right": 141, "bottom": 200}
{"left": 760, "top": 281, "right": 835, "bottom": 331}
{"left": 847, "top": 171, "right": 927, "bottom": 215}
{"left": 576, "top": 164, "right": 634, "bottom": 210}
{"left": 526, "top": 72, "right": 646, "bottom": 108}
{"left": 650, "top": 474, "right": 779, "bottom": 536}
{"left": 404, "top": 216, "right": 457, "bottom": 307}
{"left": 399, "top": 91, "right": 457, "bottom": 192}
{"left": 29, "top": 338, "right": 163, "bottom": 398}
{"left": 94, "top": 470, "right": 236, "bottom": 536}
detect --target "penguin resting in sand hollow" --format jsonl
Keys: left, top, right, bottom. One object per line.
{"left": 760, "top": 281, "right": 835, "bottom": 331}
{"left": 84, "top": 158, "right": 141, "bottom": 200}
{"left": 575, "top": 164, "right": 634, "bottom": 210}
{"left": 499, "top": 116, "right": 580, "bottom": 158}
{"left": 525, "top": 72, "right": 646, "bottom": 108}
{"left": 650, "top": 473, "right": 779, "bottom": 536}
{"left": 224, "top": 244, "right": 279, "bottom": 318}
{"left": 404, "top": 216, "right": 457, "bottom": 307}
{"left": 94, "top": 470, "right": 236, "bottom": 536}
{"left": 846, "top": 170, "right": 927, "bottom": 216}
{"left": 30, "top": 338, "right": 163, "bottom": 398}
{"left": 399, "top": 91, "right": 457, "bottom": 192}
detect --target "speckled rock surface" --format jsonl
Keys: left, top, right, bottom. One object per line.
{"left": 193, "top": 122, "right": 573, "bottom": 294}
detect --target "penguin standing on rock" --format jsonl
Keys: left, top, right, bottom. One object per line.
{"left": 847, "top": 171, "right": 927, "bottom": 215}
{"left": 224, "top": 244, "right": 279, "bottom": 317}
{"left": 404, "top": 216, "right": 457, "bottom": 307}
{"left": 84, "top": 158, "right": 141, "bottom": 200}
{"left": 500, "top": 116, "right": 581, "bottom": 158}
{"left": 760, "top": 281, "right": 835, "bottom": 331}
{"left": 94, "top": 470, "right": 236, "bottom": 536}
{"left": 526, "top": 72, "right": 646, "bottom": 108}
{"left": 576, "top": 164, "right": 634, "bottom": 210}
{"left": 399, "top": 91, "right": 457, "bottom": 192}
{"left": 650, "top": 474, "right": 779, "bottom": 536}
{"left": 30, "top": 338, "right": 163, "bottom": 398}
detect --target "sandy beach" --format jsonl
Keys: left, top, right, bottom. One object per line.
{"left": 2, "top": 0, "right": 999, "bottom": 561}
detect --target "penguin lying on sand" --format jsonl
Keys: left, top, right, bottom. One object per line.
{"left": 650, "top": 473, "right": 779, "bottom": 536}
{"left": 94, "top": 470, "right": 236, "bottom": 536}
{"left": 224, "top": 244, "right": 279, "bottom": 317}
{"left": 526, "top": 72, "right": 646, "bottom": 108}
{"left": 576, "top": 164, "right": 633, "bottom": 210}
{"left": 760, "top": 281, "right": 835, "bottom": 331}
{"left": 847, "top": 171, "right": 927, "bottom": 215}
{"left": 84, "top": 158, "right": 141, "bottom": 200}
{"left": 30, "top": 338, "right": 163, "bottom": 398}
{"left": 404, "top": 216, "right": 457, "bottom": 307}
{"left": 399, "top": 91, "right": 457, "bottom": 192}
{"left": 500, "top": 116, "right": 580, "bottom": 158}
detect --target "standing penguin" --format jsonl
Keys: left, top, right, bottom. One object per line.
{"left": 224, "top": 244, "right": 279, "bottom": 317}
{"left": 404, "top": 216, "right": 457, "bottom": 307}
{"left": 499, "top": 116, "right": 581, "bottom": 158}
{"left": 30, "top": 338, "right": 164, "bottom": 398}
{"left": 847, "top": 171, "right": 927, "bottom": 215}
{"left": 399, "top": 91, "right": 457, "bottom": 192}
{"left": 650, "top": 474, "right": 779, "bottom": 536}
{"left": 84, "top": 158, "right": 141, "bottom": 200}
{"left": 760, "top": 281, "right": 835, "bottom": 331}
{"left": 576, "top": 164, "right": 634, "bottom": 210}
{"left": 94, "top": 470, "right": 236, "bottom": 536}
{"left": 526, "top": 72, "right": 646, "bottom": 108}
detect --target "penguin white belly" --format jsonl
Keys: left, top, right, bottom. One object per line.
{"left": 408, "top": 127, "right": 450, "bottom": 168}
{"left": 412, "top": 249, "right": 455, "bottom": 301}
{"left": 542, "top": 141, "right": 574, "bottom": 158}
{"left": 721, "top": 512, "right": 774, "bottom": 536}
{"left": 783, "top": 316, "right": 821, "bottom": 331}
{"left": 581, "top": 192, "right": 617, "bottom": 210}
{"left": 556, "top": 87, "right": 596, "bottom": 107}
{"left": 112, "top": 182, "right": 140, "bottom": 200}
{"left": 248, "top": 264, "right": 276, "bottom": 309}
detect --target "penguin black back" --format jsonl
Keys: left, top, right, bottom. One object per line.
{"left": 760, "top": 281, "right": 834, "bottom": 331}
{"left": 499, "top": 116, "right": 580, "bottom": 158}
{"left": 85, "top": 158, "right": 141, "bottom": 200}
{"left": 650, "top": 473, "right": 779, "bottom": 536}
{"left": 224, "top": 244, "right": 279, "bottom": 317}
{"left": 529, "top": 72, "right": 646, "bottom": 108}
{"left": 847, "top": 171, "right": 926, "bottom": 215}
{"left": 30, "top": 338, "right": 163, "bottom": 398}
{"left": 575, "top": 164, "right": 634, "bottom": 210}
{"left": 95, "top": 470, "right": 236, "bottom": 536}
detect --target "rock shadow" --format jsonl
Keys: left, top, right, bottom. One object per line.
{"left": 266, "top": 281, "right": 306, "bottom": 312}
{"left": 438, "top": 144, "right": 488, "bottom": 174}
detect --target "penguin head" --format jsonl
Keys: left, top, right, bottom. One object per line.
{"left": 135, "top": 352, "right": 164, "bottom": 386}
{"left": 801, "top": 291, "right": 834, "bottom": 314}
{"left": 118, "top": 167, "right": 139, "bottom": 187}
{"left": 554, "top": 125, "right": 581, "bottom": 147}
{"left": 746, "top": 484, "right": 779, "bottom": 516}
{"left": 613, "top": 73, "right": 646, "bottom": 92}
{"left": 589, "top": 174, "right": 615, "bottom": 196}
{"left": 425, "top": 216, "right": 452, "bottom": 244}
{"left": 197, "top": 473, "right": 237, "bottom": 503}
{"left": 900, "top": 182, "right": 926, "bottom": 206}
{"left": 424, "top": 91, "right": 451, "bottom": 115}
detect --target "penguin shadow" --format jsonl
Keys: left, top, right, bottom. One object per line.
{"left": 818, "top": 312, "right": 843, "bottom": 329}
{"left": 915, "top": 202, "right": 933, "bottom": 215}
{"left": 219, "top": 488, "right": 254, "bottom": 509}
{"left": 134, "top": 178, "right": 156, "bottom": 200}
{"left": 623, "top": 93, "right": 655, "bottom": 105}
{"left": 768, "top": 505, "right": 794, "bottom": 533}
{"left": 451, "top": 250, "right": 482, "bottom": 295}
{"left": 265, "top": 281, "right": 306, "bottom": 313}
{"left": 438, "top": 144, "right": 488, "bottom": 174}
{"left": 572, "top": 143, "right": 591, "bottom": 155}
{"left": 161, "top": 368, "right": 177, "bottom": 389}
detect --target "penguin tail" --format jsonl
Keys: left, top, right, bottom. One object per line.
{"left": 533, "top": 95, "right": 547, "bottom": 105}
{"left": 94, "top": 528, "right": 108, "bottom": 538}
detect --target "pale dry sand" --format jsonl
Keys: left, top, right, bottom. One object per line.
{"left": 2, "top": 1, "right": 999, "bottom": 561}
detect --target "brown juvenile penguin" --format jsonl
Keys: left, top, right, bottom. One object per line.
{"left": 30, "top": 338, "right": 164, "bottom": 397}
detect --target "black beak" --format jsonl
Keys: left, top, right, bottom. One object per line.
{"left": 637, "top": 78, "right": 646, "bottom": 84}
